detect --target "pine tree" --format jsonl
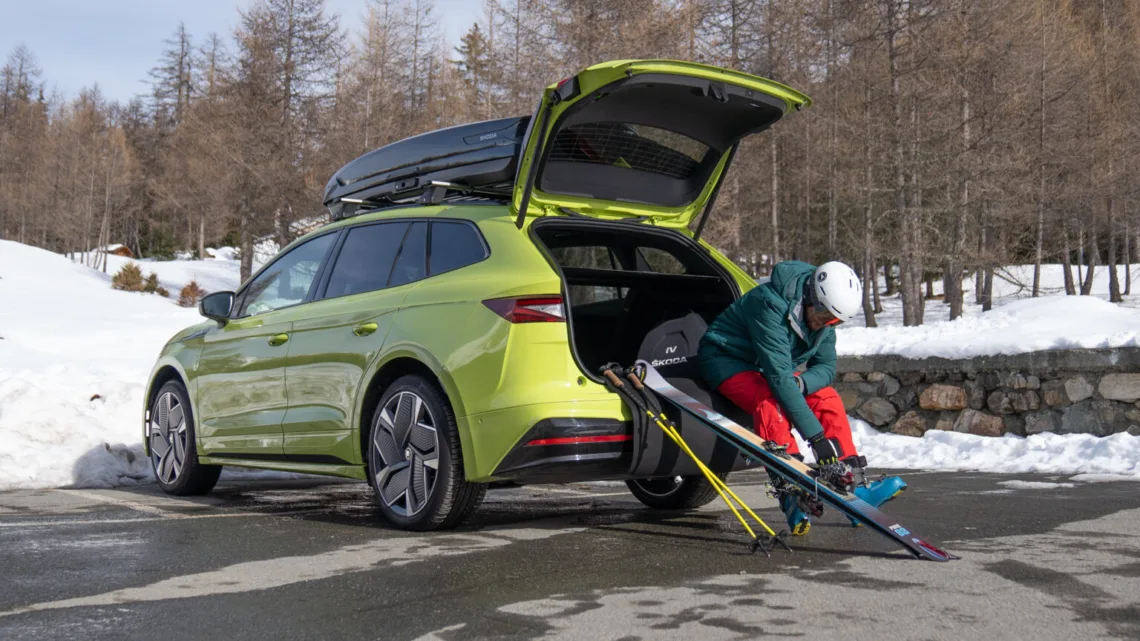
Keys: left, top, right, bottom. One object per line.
{"left": 455, "top": 23, "right": 494, "bottom": 118}
{"left": 149, "top": 23, "right": 195, "bottom": 129}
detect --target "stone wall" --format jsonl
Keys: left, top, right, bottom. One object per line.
{"left": 833, "top": 348, "right": 1140, "bottom": 437}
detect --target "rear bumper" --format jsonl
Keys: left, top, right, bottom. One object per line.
{"left": 490, "top": 418, "right": 633, "bottom": 484}
{"left": 458, "top": 381, "right": 756, "bottom": 484}
{"left": 458, "top": 397, "right": 628, "bottom": 482}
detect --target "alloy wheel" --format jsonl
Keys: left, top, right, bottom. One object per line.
{"left": 372, "top": 391, "right": 440, "bottom": 517}
{"left": 150, "top": 391, "right": 188, "bottom": 484}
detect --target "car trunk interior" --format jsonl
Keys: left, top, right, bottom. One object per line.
{"left": 531, "top": 219, "right": 740, "bottom": 377}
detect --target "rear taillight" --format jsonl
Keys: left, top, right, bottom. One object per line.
{"left": 482, "top": 296, "right": 565, "bottom": 323}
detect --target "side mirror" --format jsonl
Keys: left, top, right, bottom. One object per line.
{"left": 199, "top": 291, "right": 235, "bottom": 323}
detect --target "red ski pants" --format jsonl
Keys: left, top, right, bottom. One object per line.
{"left": 717, "top": 371, "right": 857, "bottom": 458}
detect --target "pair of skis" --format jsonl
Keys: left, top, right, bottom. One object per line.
{"left": 634, "top": 361, "right": 957, "bottom": 562}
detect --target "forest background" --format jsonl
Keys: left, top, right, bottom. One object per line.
{"left": 1, "top": 0, "right": 1137, "bottom": 327}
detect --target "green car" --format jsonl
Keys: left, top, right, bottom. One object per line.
{"left": 143, "top": 59, "right": 810, "bottom": 530}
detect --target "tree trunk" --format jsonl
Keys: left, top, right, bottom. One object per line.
{"left": 798, "top": 113, "right": 812, "bottom": 262}
{"left": 1108, "top": 223, "right": 1122, "bottom": 302}
{"left": 1125, "top": 223, "right": 1131, "bottom": 296}
{"left": 84, "top": 166, "right": 96, "bottom": 268}
{"left": 862, "top": 81, "right": 877, "bottom": 326}
{"left": 1099, "top": 0, "right": 1120, "bottom": 305}
{"left": 1061, "top": 220, "right": 1076, "bottom": 295}
{"left": 770, "top": 132, "right": 780, "bottom": 266}
{"left": 1076, "top": 221, "right": 1085, "bottom": 286}
{"left": 826, "top": 0, "right": 837, "bottom": 255}
{"left": 99, "top": 152, "right": 118, "bottom": 274}
{"left": 198, "top": 211, "right": 206, "bottom": 261}
{"left": 982, "top": 265, "right": 993, "bottom": 311}
{"left": 884, "top": 261, "right": 897, "bottom": 297}
{"left": 949, "top": 35, "right": 971, "bottom": 320}
{"left": 908, "top": 84, "right": 924, "bottom": 324}
{"left": 239, "top": 206, "right": 253, "bottom": 284}
{"left": 981, "top": 203, "right": 994, "bottom": 312}
{"left": 975, "top": 218, "right": 986, "bottom": 304}
{"left": 887, "top": 1, "right": 918, "bottom": 326}
{"left": 943, "top": 261, "right": 955, "bottom": 312}
{"left": 925, "top": 274, "right": 934, "bottom": 299}
{"left": 1081, "top": 231, "right": 1098, "bottom": 295}
{"left": 946, "top": 261, "right": 964, "bottom": 318}
{"left": 1033, "top": 0, "right": 1047, "bottom": 297}
{"left": 862, "top": 255, "right": 877, "bottom": 328}
{"left": 275, "top": 207, "right": 289, "bottom": 251}
{"left": 873, "top": 257, "right": 884, "bottom": 313}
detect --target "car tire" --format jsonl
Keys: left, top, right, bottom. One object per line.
{"left": 148, "top": 380, "right": 221, "bottom": 496}
{"left": 626, "top": 474, "right": 722, "bottom": 509}
{"left": 367, "top": 375, "right": 485, "bottom": 531}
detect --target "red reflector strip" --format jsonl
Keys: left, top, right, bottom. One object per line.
{"left": 525, "top": 434, "right": 632, "bottom": 447}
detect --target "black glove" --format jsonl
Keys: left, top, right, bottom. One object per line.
{"left": 808, "top": 434, "right": 842, "bottom": 465}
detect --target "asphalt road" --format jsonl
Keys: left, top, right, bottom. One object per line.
{"left": 0, "top": 470, "right": 1138, "bottom": 641}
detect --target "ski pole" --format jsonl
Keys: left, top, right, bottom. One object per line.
{"left": 603, "top": 368, "right": 777, "bottom": 542}
{"left": 624, "top": 374, "right": 777, "bottom": 539}
{"left": 644, "top": 408, "right": 761, "bottom": 539}
{"left": 649, "top": 413, "right": 777, "bottom": 538}
{"left": 623, "top": 372, "right": 788, "bottom": 547}
{"left": 603, "top": 370, "right": 750, "bottom": 534}
{"left": 625, "top": 371, "right": 791, "bottom": 555}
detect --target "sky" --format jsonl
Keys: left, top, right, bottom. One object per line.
{"left": 0, "top": 0, "right": 482, "bottom": 105}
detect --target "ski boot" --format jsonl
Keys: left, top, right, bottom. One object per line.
{"left": 844, "top": 457, "right": 907, "bottom": 527}
{"left": 779, "top": 490, "right": 812, "bottom": 536}
{"left": 767, "top": 472, "right": 819, "bottom": 537}
{"left": 856, "top": 476, "right": 908, "bottom": 506}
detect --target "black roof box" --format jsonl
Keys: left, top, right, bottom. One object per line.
{"left": 323, "top": 116, "right": 530, "bottom": 220}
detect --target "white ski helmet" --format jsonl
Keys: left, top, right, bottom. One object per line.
{"left": 811, "top": 261, "right": 863, "bottom": 323}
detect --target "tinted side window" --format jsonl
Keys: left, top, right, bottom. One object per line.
{"left": 550, "top": 246, "right": 618, "bottom": 270}
{"left": 637, "top": 247, "right": 687, "bottom": 274}
{"left": 237, "top": 233, "right": 335, "bottom": 317}
{"left": 389, "top": 222, "right": 427, "bottom": 287}
{"left": 429, "top": 222, "right": 486, "bottom": 276}
{"left": 324, "top": 222, "right": 408, "bottom": 298}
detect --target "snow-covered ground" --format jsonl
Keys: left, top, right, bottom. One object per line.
{"left": 849, "top": 419, "right": 1140, "bottom": 479}
{"left": 71, "top": 246, "right": 248, "bottom": 297}
{"left": 2, "top": 239, "right": 1139, "bottom": 490}
{"left": 837, "top": 264, "right": 1140, "bottom": 358}
{"left": 0, "top": 241, "right": 278, "bottom": 490}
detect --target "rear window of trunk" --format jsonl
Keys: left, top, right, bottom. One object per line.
{"left": 547, "top": 123, "right": 710, "bottom": 180}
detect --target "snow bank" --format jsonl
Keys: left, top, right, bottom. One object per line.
{"left": 835, "top": 263, "right": 1140, "bottom": 358}
{"left": 204, "top": 246, "right": 239, "bottom": 262}
{"left": 0, "top": 241, "right": 289, "bottom": 490}
{"left": 74, "top": 249, "right": 244, "bottom": 298}
{"left": 850, "top": 418, "right": 1140, "bottom": 479}
{"left": 838, "top": 295, "right": 1140, "bottom": 359}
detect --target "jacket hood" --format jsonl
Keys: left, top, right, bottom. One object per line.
{"left": 765, "top": 260, "right": 824, "bottom": 343}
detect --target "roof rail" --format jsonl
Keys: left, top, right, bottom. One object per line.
{"left": 331, "top": 181, "right": 512, "bottom": 222}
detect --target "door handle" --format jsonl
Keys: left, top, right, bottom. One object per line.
{"left": 267, "top": 333, "right": 289, "bottom": 346}
{"left": 353, "top": 322, "right": 379, "bottom": 337}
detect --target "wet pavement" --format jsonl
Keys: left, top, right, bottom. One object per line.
{"left": 0, "top": 470, "right": 1138, "bottom": 640}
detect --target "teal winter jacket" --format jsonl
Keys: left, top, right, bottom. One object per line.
{"left": 697, "top": 260, "right": 837, "bottom": 440}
